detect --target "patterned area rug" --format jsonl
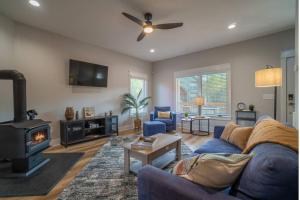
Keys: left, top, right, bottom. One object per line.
{"left": 58, "top": 135, "right": 192, "bottom": 200}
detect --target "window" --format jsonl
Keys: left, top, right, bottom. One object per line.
{"left": 130, "top": 78, "right": 147, "bottom": 99}
{"left": 175, "top": 64, "right": 231, "bottom": 117}
{"left": 130, "top": 78, "right": 147, "bottom": 113}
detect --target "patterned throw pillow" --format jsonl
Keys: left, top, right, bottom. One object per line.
{"left": 157, "top": 111, "right": 171, "bottom": 119}
{"left": 173, "top": 153, "right": 253, "bottom": 188}
{"left": 220, "top": 122, "right": 239, "bottom": 141}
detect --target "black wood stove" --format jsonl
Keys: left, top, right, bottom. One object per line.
{"left": 0, "top": 70, "right": 51, "bottom": 176}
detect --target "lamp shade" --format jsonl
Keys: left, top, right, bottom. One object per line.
{"left": 195, "top": 96, "right": 205, "bottom": 106}
{"left": 255, "top": 67, "right": 282, "bottom": 87}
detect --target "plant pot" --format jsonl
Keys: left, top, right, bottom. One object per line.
{"left": 249, "top": 105, "right": 255, "bottom": 111}
{"left": 134, "top": 118, "right": 141, "bottom": 130}
{"left": 65, "top": 107, "right": 74, "bottom": 120}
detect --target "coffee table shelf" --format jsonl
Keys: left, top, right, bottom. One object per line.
{"left": 122, "top": 134, "right": 182, "bottom": 175}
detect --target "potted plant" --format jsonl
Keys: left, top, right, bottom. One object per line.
{"left": 249, "top": 104, "right": 255, "bottom": 111}
{"left": 121, "top": 89, "right": 151, "bottom": 130}
{"left": 184, "top": 112, "right": 189, "bottom": 118}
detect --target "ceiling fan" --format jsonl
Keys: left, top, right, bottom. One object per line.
{"left": 122, "top": 12, "right": 183, "bottom": 42}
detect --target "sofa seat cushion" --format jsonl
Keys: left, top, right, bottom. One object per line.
{"left": 154, "top": 118, "right": 173, "bottom": 125}
{"left": 194, "top": 139, "right": 242, "bottom": 154}
{"left": 231, "top": 143, "right": 298, "bottom": 200}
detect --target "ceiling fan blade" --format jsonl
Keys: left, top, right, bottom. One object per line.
{"left": 153, "top": 23, "right": 183, "bottom": 29}
{"left": 137, "top": 31, "right": 146, "bottom": 42}
{"left": 122, "top": 12, "right": 144, "bottom": 26}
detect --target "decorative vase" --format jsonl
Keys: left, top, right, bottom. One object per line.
{"left": 65, "top": 107, "right": 74, "bottom": 120}
{"left": 75, "top": 111, "right": 79, "bottom": 120}
{"left": 134, "top": 118, "right": 141, "bottom": 130}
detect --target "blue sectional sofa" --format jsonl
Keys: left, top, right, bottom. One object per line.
{"left": 138, "top": 117, "right": 298, "bottom": 200}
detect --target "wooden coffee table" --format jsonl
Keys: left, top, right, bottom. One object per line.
{"left": 123, "top": 133, "right": 182, "bottom": 175}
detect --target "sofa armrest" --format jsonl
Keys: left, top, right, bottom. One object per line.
{"left": 171, "top": 112, "right": 176, "bottom": 124}
{"left": 214, "top": 126, "right": 225, "bottom": 139}
{"left": 138, "top": 165, "right": 240, "bottom": 200}
{"left": 150, "top": 112, "right": 155, "bottom": 121}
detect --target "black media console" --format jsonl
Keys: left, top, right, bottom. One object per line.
{"left": 60, "top": 115, "right": 118, "bottom": 147}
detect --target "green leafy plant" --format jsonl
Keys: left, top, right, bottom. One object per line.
{"left": 249, "top": 104, "right": 255, "bottom": 111}
{"left": 184, "top": 112, "right": 189, "bottom": 118}
{"left": 121, "top": 89, "right": 151, "bottom": 120}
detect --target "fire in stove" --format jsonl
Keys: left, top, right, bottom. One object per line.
{"left": 32, "top": 132, "right": 47, "bottom": 144}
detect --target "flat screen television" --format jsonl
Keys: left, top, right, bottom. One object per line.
{"left": 69, "top": 59, "right": 108, "bottom": 87}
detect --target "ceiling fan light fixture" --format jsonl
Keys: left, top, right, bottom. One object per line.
{"left": 122, "top": 12, "right": 183, "bottom": 41}
{"left": 228, "top": 23, "right": 237, "bottom": 29}
{"left": 143, "top": 25, "right": 153, "bottom": 33}
{"left": 29, "top": 0, "right": 40, "bottom": 7}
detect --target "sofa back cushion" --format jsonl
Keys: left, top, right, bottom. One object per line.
{"left": 228, "top": 127, "right": 253, "bottom": 150}
{"left": 154, "top": 106, "right": 171, "bottom": 118}
{"left": 220, "top": 122, "right": 239, "bottom": 141}
{"left": 231, "top": 143, "right": 298, "bottom": 200}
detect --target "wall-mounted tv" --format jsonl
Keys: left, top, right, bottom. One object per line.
{"left": 69, "top": 59, "right": 108, "bottom": 87}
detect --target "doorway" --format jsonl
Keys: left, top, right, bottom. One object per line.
{"left": 280, "top": 50, "right": 295, "bottom": 126}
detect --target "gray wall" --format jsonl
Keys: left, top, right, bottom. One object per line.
{"left": 152, "top": 29, "right": 295, "bottom": 121}
{"left": 0, "top": 14, "right": 14, "bottom": 122}
{"left": 0, "top": 14, "right": 152, "bottom": 144}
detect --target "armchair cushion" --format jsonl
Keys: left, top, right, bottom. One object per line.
{"left": 157, "top": 111, "right": 171, "bottom": 119}
{"left": 154, "top": 106, "right": 171, "bottom": 118}
{"left": 154, "top": 118, "right": 173, "bottom": 125}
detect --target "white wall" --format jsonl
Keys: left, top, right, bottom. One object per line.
{"left": 152, "top": 29, "right": 295, "bottom": 121}
{"left": 0, "top": 14, "right": 152, "bottom": 144}
{"left": 0, "top": 14, "right": 14, "bottom": 121}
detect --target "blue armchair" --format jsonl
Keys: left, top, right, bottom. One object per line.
{"left": 150, "top": 106, "right": 176, "bottom": 132}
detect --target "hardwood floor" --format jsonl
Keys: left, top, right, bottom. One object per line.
{"left": 0, "top": 129, "right": 211, "bottom": 200}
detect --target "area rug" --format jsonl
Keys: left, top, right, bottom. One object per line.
{"left": 0, "top": 152, "right": 83, "bottom": 197}
{"left": 58, "top": 136, "right": 192, "bottom": 200}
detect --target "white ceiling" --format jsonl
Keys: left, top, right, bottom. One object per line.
{"left": 0, "top": 0, "right": 296, "bottom": 62}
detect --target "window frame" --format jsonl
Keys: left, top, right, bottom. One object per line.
{"left": 129, "top": 71, "right": 148, "bottom": 115}
{"left": 174, "top": 63, "right": 231, "bottom": 119}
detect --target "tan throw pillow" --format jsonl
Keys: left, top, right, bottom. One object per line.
{"left": 157, "top": 111, "right": 171, "bottom": 119}
{"left": 173, "top": 153, "right": 252, "bottom": 188}
{"left": 220, "top": 122, "right": 239, "bottom": 141}
{"left": 228, "top": 127, "right": 253, "bottom": 150}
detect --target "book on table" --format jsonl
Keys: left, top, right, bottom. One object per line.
{"left": 131, "top": 136, "right": 157, "bottom": 150}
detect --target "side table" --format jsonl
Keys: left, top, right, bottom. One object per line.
{"left": 181, "top": 116, "right": 210, "bottom": 136}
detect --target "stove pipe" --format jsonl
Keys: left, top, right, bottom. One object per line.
{"left": 0, "top": 70, "right": 27, "bottom": 122}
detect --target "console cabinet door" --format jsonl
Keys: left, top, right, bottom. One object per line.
{"left": 105, "top": 116, "right": 118, "bottom": 135}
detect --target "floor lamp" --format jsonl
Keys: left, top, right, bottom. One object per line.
{"left": 195, "top": 96, "right": 205, "bottom": 117}
{"left": 255, "top": 65, "right": 282, "bottom": 119}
